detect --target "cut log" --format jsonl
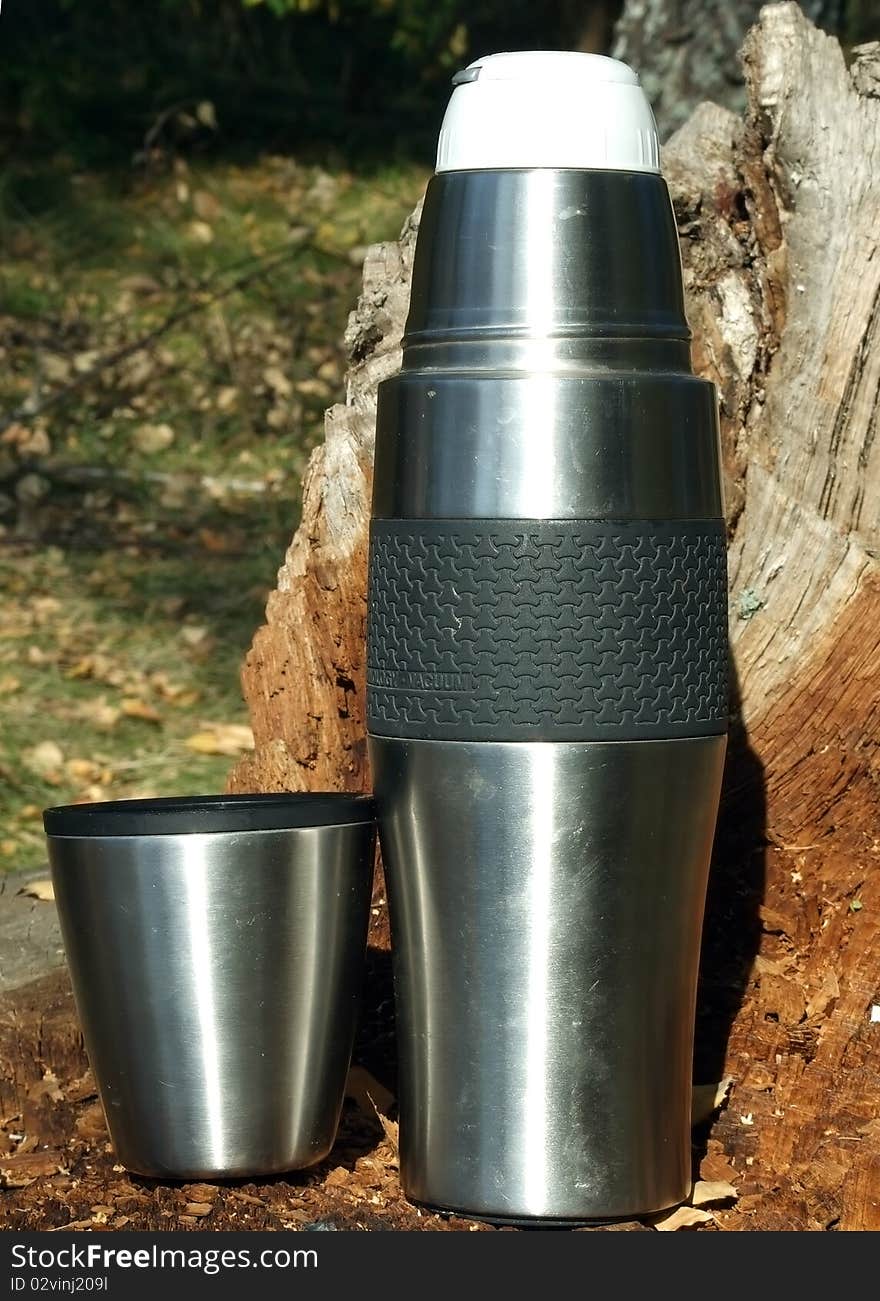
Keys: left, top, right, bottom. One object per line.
{"left": 612, "top": 0, "right": 850, "bottom": 137}
{"left": 227, "top": 215, "right": 420, "bottom": 810}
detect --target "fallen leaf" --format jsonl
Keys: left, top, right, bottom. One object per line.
{"left": 691, "top": 1179, "right": 738, "bottom": 1207}
{"left": 27, "top": 646, "right": 56, "bottom": 667}
{"left": 264, "top": 366, "right": 292, "bottom": 398}
{"left": 66, "top": 758, "right": 102, "bottom": 783}
{"left": 121, "top": 698, "right": 162, "bottom": 724}
{"left": 324, "top": 1166, "right": 349, "bottom": 1188}
{"left": 75, "top": 697, "right": 120, "bottom": 729}
{"left": 18, "top": 880, "right": 55, "bottom": 902}
{"left": 42, "top": 355, "right": 71, "bottom": 382}
{"left": 186, "top": 728, "right": 252, "bottom": 759}
{"left": 185, "top": 723, "right": 254, "bottom": 756}
{"left": 195, "top": 100, "right": 217, "bottom": 129}
{"left": 266, "top": 405, "right": 291, "bottom": 430}
{"left": 193, "top": 190, "right": 221, "bottom": 222}
{"left": 3, "top": 424, "right": 50, "bottom": 457}
{"left": 77, "top": 784, "right": 108, "bottom": 804}
{"left": 133, "top": 423, "right": 175, "bottom": 454}
{"left": 187, "top": 220, "right": 214, "bottom": 245}
{"left": 24, "top": 740, "right": 64, "bottom": 779}
{"left": 295, "top": 378, "right": 330, "bottom": 399}
{"left": 653, "top": 1205, "right": 713, "bottom": 1232}
{"left": 691, "top": 1076, "right": 734, "bottom": 1127}
{"left": 180, "top": 625, "right": 209, "bottom": 646}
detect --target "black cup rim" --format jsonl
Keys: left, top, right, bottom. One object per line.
{"left": 43, "top": 793, "right": 376, "bottom": 837}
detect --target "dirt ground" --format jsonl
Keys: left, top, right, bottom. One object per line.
{"left": 2, "top": 807, "right": 878, "bottom": 1232}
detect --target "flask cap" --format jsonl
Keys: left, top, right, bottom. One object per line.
{"left": 436, "top": 51, "right": 659, "bottom": 174}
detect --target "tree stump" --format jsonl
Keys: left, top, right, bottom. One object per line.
{"left": 229, "top": 5, "right": 880, "bottom": 1230}
{"left": 612, "top": 0, "right": 851, "bottom": 137}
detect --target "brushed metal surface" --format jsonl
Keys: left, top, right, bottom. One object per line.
{"left": 373, "top": 169, "right": 721, "bottom": 522}
{"left": 405, "top": 170, "right": 688, "bottom": 347}
{"left": 370, "top": 735, "right": 726, "bottom": 1222}
{"left": 48, "top": 824, "right": 374, "bottom": 1178}
{"left": 373, "top": 373, "right": 722, "bottom": 520}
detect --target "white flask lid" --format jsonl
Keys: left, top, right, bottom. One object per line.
{"left": 436, "top": 51, "right": 659, "bottom": 175}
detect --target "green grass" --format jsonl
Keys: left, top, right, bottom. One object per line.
{"left": 0, "top": 151, "right": 428, "bottom": 869}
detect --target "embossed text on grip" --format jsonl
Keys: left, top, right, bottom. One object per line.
{"left": 366, "top": 519, "right": 728, "bottom": 742}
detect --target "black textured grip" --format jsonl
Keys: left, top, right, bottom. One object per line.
{"left": 367, "top": 519, "right": 728, "bottom": 742}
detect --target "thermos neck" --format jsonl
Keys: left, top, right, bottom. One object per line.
{"left": 403, "top": 168, "right": 691, "bottom": 374}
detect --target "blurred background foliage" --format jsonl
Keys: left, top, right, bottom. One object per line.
{"left": 0, "top": 0, "right": 877, "bottom": 865}
{"left": 2, "top": 0, "right": 618, "bottom": 167}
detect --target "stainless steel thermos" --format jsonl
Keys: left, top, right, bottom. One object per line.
{"left": 367, "top": 52, "right": 728, "bottom": 1223}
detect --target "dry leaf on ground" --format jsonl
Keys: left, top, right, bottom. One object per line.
{"left": 121, "top": 698, "right": 162, "bottom": 724}
{"left": 653, "top": 1205, "right": 714, "bottom": 1231}
{"left": 23, "top": 740, "right": 64, "bottom": 778}
{"left": 17, "top": 880, "right": 55, "bottom": 903}
{"left": 133, "top": 423, "right": 175, "bottom": 454}
{"left": 185, "top": 723, "right": 254, "bottom": 756}
{"left": 691, "top": 1179, "right": 738, "bottom": 1207}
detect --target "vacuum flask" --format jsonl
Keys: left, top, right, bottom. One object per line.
{"left": 367, "top": 51, "right": 728, "bottom": 1223}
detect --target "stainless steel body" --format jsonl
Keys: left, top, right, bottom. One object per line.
{"left": 47, "top": 797, "right": 375, "bottom": 1179}
{"left": 373, "top": 170, "right": 721, "bottom": 524}
{"left": 368, "top": 168, "right": 728, "bottom": 1220}
{"left": 370, "top": 735, "right": 726, "bottom": 1221}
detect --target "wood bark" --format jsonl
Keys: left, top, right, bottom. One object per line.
{"left": 229, "top": 5, "right": 880, "bottom": 1229}
{"left": 612, "top": 0, "right": 847, "bottom": 137}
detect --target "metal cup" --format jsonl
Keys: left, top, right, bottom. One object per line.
{"left": 44, "top": 793, "right": 375, "bottom": 1179}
